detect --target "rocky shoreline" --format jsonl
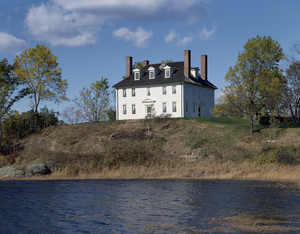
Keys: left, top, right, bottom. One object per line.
{"left": 0, "top": 163, "right": 53, "bottom": 178}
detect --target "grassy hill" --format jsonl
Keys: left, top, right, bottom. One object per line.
{"left": 1, "top": 118, "right": 300, "bottom": 180}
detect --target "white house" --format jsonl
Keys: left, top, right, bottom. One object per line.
{"left": 113, "top": 50, "right": 217, "bottom": 120}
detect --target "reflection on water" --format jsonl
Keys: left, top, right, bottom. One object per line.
{"left": 0, "top": 180, "right": 299, "bottom": 233}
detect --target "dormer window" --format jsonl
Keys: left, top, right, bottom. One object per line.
{"left": 149, "top": 71, "right": 154, "bottom": 79}
{"left": 164, "top": 65, "right": 171, "bottom": 78}
{"left": 148, "top": 66, "right": 155, "bottom": 79}
{"left": 133, "top": 68, "right": 140, "bottom": 80}
{"left": 191, "top": 67, "right": 199, "bottom": 78}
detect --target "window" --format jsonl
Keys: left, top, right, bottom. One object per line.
{"left": 198, "top": 106, "right": 201, "bottom": 117}
{"left": 123, "top": 89, "right": 126, "bottom": 97}
{"left": 123, "top": 105, "right": 127, "bottom": 115}
{"left": 132, "top": 88, "right": 135, "bottom": 97}
{"left": 172, "top": 102, "right": 177, "bottom": 112}
{"left": 148, "top": 67, "right": 155, "bottom": 79}
{"left": 134, "top": 72, "right": 140, "bottom": 80}
{"left": 146, "top": 106, "right": 152, "bottom": 117}
{"left": 147, "top": 87, "right": 150, "bottom": 96}
{"left": 132, "top": 104, "right": 136, "bottom": 114}
{"left": 149, "top": 70, "right": 155, "bottom": 79}
{"left": 162, "top": 86, "right": 166, "bottom": 95}
{"left": 193, "top": 87, "right": 196, "bottom": 96}
{"left": 165, "top": 69, "right": 170, "bottom": 78}
{"left": 162, "top": 102, "right": 167, "bottom": 113}
{"left": 193, "top": 103, "right": 196, "bottom": 113}
{"left": 172, "top": 85, "right": 176, "bottom": 94}
{"left": 186, "top": 101, "right": 188, "bottom": 112}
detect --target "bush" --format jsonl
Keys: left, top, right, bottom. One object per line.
{"left": 276, "top": 146, "right": 300, "bottom": 165}
{"left": 2, "top": 106, "right": 59, "bottom": 140}
{"left": 253, "top": 146, "right": 300, "bottom": 165}
{"left": 253, "top": 151, "right": 278, "bottom": 165}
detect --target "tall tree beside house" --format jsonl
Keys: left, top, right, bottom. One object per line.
{"left": 73, "top": 77, "right": 110, "bottom": 122}
{"left": 0, "top": 59, "right": 28, "bottom": 147}
{"left": 211, "top": 35, "right": 285, "bottom": 133}
{"left": 285, "top": 61, "right": 300, "bottom": 123}
{"left": 14, "top": 44, "right": 68, "bottom": 127}
{"left": 122, "top": 61, "right": 143, "bottom": 79}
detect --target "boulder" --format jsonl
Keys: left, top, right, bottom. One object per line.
{"left": 44, "top": 161, "right": 58, "bottom": 173}
{"left": 0, "top": 166, "right": 25, "bottom": 178}
{"left": 25, "top": 164, "right": 51, "bottom": 176}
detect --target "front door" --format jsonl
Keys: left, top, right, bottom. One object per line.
{"left": 146, "top": 105, "right": 152, "bottom": 117}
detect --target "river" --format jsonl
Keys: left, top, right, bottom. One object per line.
{"left": 0, "top": 179, "right": 299, "bottom": 233}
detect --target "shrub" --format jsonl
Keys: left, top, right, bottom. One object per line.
{"left": 275, "top": 146, "right": 300, "bottom": 165}
{"left": 2, "top": 106, "right": 59, "bottom": 140}
{"left": 253, "top": 151, "right": 278, "bottom": 165}
{"left": 253, "top": 146, "right": 300, "bottom": 165}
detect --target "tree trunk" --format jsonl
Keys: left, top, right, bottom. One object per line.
{"left": 289, "top": 105, "right": 295, "bottom": 123}
{"left": 0, "top": 122, "right": 3, "bottom": 147}
{"left": 250, "top": 117, "right": 254, "bottom": 134}
{"left": 34, "top": 103, "right": 39, "bottom": 131}
{"left": 250, "top": 100, "right": 254, "bottom": 134}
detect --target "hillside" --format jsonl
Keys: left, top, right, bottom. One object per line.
{"left": 0, "top": 118, "right": 300, "bottom": 180}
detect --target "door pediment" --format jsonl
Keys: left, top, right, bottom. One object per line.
{"left": 142, "top": 98, "right": 156, "bottom": 103}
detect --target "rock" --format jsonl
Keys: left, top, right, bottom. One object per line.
{"left": 0, "top": 166, "right": 25, "bottom": 178}
{"left": 44, "top": 161, "right": 58, "bottom": 173}
{"left": 25, "top": 164, "right": 51, "bottom": 176}
{"left": 14, "top": 170, "right": 25, "bottom": 177}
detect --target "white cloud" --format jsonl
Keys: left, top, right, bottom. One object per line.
{"left": 177, "top": 35, "right": 194, "bottom": 47}
{"left": 199, "top": 25, "right": 217, "bottom": 40}
{"left": 53, "top": 0, "right": 207, "bottom": 23}
{"left": 25, "top": 4, "right": 102, "bottom": 47}
{"left": 113, "top": 27, "right": 153, "bottom": 48}
{"left": 165, "top": 31, "right": 176, "bottom": 43}
{"left": 24, "top": 0, "right": 209, "bottom": 47}
{"left": 165, "top": 31, "right": 194, "bottom": 47}
{"left": 0, "top": 32, "right": 28, "bottom": 54}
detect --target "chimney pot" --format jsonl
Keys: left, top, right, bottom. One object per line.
{"left": 184, "top": 50, "right": 191, "bottom": 77}
{"left": 201, "top": 55, "right": 207, "bottom": 81}
{"left": 126, "top": 56, "right": 132, "bottom": 78}
{"left": 142, "top": 60, "right": 149, "bottom": 67}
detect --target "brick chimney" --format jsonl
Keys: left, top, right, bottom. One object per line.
{"left": 201, "top": 55, "right": 207, "bottom": 81}
{"left": 126, "top": 56, "right": 132, "bottom": 78}
{"left": 142, "top": 60, "right": 149, "bottom": 67}
{"left": 184, "top": 50, "right": 191, "bottom": 77}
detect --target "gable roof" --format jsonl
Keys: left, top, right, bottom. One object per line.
{"left": 113, "top": 61, "right": 217, "bottom": 89}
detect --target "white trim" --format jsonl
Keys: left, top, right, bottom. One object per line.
{"left": 148, "top": 66, "right": 155, "bottom": 79}
{"left": 133, "top": 68, "right": 140, "bottom": 80}
{"left": 163, "top": 65, "right": 171, "bottom": 78}
{"left": 142, "top": 98, "right": 156, "bottom": 103}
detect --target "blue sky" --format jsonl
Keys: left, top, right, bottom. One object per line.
{"left": 1, "top": 0, "right": 299, "bottom": 115}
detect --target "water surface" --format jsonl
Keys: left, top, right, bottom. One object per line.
{"left": 0, "top": 179, "right": 299, "bottom": 233}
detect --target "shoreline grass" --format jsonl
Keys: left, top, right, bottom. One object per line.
{"left": 2, "top": 162, "right": 300, "bottom": 184}
{"left": 1, "top": 118, "right": 299, "bottom": 183}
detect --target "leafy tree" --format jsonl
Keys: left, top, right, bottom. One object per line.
{"left": 38, "top": 106, "right": 59, "bottom": 128}
{"left": 2, "top": 106, "right": 59, "bottom": 140}
{"left": 74, "top": 77, "right": 110, "bottom": 122}
{"left": 212, "top": 35, "right": 285, "bottom": 133}
{"left": 133, "top": 61, "right": 143, "bottom": 70}
{"left": 0, "top": 59, "right": 28, "bottom": 146}
{"left": 285, "top": 61, "right": 300, "bottom": 123}
{"left": 210, "top": 99, "right": 243, "bottom": 118}
{"left": 122, "top": 61, "right": 144, "bottom": 79}
{"left": 107, "top": 107, "right": 116, "bottom": 121}
{"left": 161, "top": 59, "right": 173, "bottom": 63}
{"left": 14, "top": 45, "right": 68, "bottom": 114}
